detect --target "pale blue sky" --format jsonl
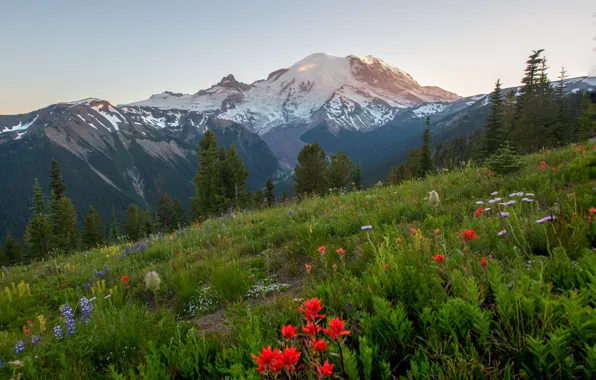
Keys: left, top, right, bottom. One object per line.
{"left": 0, "top": 0, "right": 593, "bottom": 114}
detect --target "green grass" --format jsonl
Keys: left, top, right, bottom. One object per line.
{"left": 0, "top": 143, "right": 595, "bottom": 379}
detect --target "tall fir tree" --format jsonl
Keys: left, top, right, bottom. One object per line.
{"left": 49, "top": 159, "right": 67, "bottom": 200}
{"left": 225, "top": 144, "right": 250, "bottom": 207}
{"left": 327, "top": 152, "right": 353, "bottom": 190}
{"left": 418, "top": 116, "right": 433, "bottom": 177}
{"left": 191, "top": 130, "right": 224, "bottom": 219}
{"left": 140, "top": 209, "right": 153, "bottom": 237}
{"left": 24, "top": 179, "right": 51, "bottom": 259}
{"left": 83, "top": 206, "right": 104, "bottom": 249}
{"left": 502, "top": 90, "right": 517, "bottom": 137}
{"left": 49, "top": 197, "right": 79, "bottom": 253}
{"left": 294, "top": 142, "right": 329, "bottom": 197}
{"left": 577, "top": 91, "right": 595, "bottom": 140}
{"left": 264, "top": 177, "right": 276, "bottom": 207}
{"left": 123, "top": 204, "right": 141, "bottom": 241}
{"left": 3, "top": 231, "right": 22, "bottom": 264}
{"left": 109, "top": 210, "right": 120, "bottom": 243}
{"left": 156, "top": 192, "right": 175, "bottom": 231}
{"left": 483, "top": 79, "right": 505, "bottom": 157}
{"left": 351, "top": 162, "right": 362, "bottom": 190}
{"left": 253, "top": 189, "right": 265, "bottom": 209}
{"left": 171, "top": 197, "right": 186, "bottom": 229}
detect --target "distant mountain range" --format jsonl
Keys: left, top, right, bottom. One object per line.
{"left": 0, "top": 53, "right": 594, "bottom": 237}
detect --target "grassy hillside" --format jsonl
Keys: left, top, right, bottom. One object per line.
{"left": 0, "top": 143, "right": 594, "bottom": 379}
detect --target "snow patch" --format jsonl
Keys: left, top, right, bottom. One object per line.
{"left": 1, "top": 115, "right": 39, "bottom": 134}
{"left": 91, "top": 106, "right": 121, "bottom": 131}
{"left": 412, "top": 103, "right": 446, "bottom": 118}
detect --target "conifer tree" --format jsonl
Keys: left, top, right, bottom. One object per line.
{"left": 156, "top": 192, "right": 175, "bottom": 231}
{"left": 83, "top": 206, "right": 104, "bottom": 249}
{"left": 3, "top": 231, "right": 22, "bottom": 264}
{"left": 0, "top": 244, "right": 6, "bottom": 266}
{"left": 351, "top": 162, "right": 362, "bottom": 190}
{"left": 191, "top": 130, "right": 223, "bottom": 219}
{"left": 49, "top": 196, "right": 79, "bottom": 253}
{"left": 49, "top": 159, "right": 66, "bottom": 200}
{"left": 24, "top": 179, "right": 51, "bottom": 258}
{"left": 265, "top": 177, "right": 276, "bottom": 207}
{"left": 225, "top": 144, "right": 250, "bottom": 206}
{"left": 109, "top": 210, "right": 120, "bottom": 243}
{"left": 294, "top": 142, "right": 329, "bottom": 197}
{"left": 123, "top": 204, "right": 141, "bottom": 241}
{"left": 418, "top": 117, "right": 433, "bottom": 177}
{"left": 172, "top": 197, "right": 186, "bottom": 229}
{"left": 327, "top": 152, "right": 353, "bottom": 190}
{"left": 253, "top": 189, "right": 265, "bottom": 209}
{"left": 485, "top": 140, "right": 523, "bottom": 175}
{"left": 483, "top": 79, "right": 505, "bottom": 157}
{"left": 502, "top": 90, "right": 517, "bottom": 137}
{"left": 577, "top": 91, "right": 595, "bottom": 140}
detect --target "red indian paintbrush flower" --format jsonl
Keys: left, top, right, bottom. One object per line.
{"left": 480, "top": 257, "right": 488, "bottom": 268}
{"left": 462, "top": 229, "right": 478, "bottom": 242}
{"left": 323, "top": 318, "right": 350, "bottom": 341}
{"left": 589, "top": 207, "right": 596, "bottom": 216}
{"left": 310, "top": 338, "right": 328, "bottom": 351}
{"left": 281, "top": 324, "right": 298, "bottom": 339}
{"left": 251, "top": 346, "right": 282, "bottom": 373}
{"left": 302, "top": 321, "right": 319, "bottom": 337}
{"left": 276, "top": 346, "right": 300, "bottom": 369}
{"left": 305, "top": 264, "right": 312, "bottom": 273}
{"left": 433, "top": 254, "right": 445, "bottom": 263}
{"left": 121, "top": 275, "right": 129, "bottom": 284}
{"left": 336, "top": 248, "right": 346, "bottom": 256}
{"left": 474, "top": 208, "right": 484, "bottom": 217}
{"left": 298, "top": 298, "right": 325, "bottom": 321}
{"left": 315, "top": 359, "right": 334, "bottom": 378}
{"left": 318, "top": 245, "right": 326, "bottom": 255}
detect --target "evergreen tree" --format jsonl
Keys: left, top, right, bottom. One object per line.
{"left": 351, "top": 162, "right": 362, "bottom": 191}
{"left": 24, "top": 179, "right": 51, "bottom": 259}
{"left": 49, "top": 159, "right": 66, "bottom": 200}
{"left": 577, "top": 91, "right": 595, "bottom": 140}
{"left": 294, "top": 142, "right": 329, "bottom": 197}
{"left": 518, "top": 49, "right": 544, "bottom": 101}
{"left": 49, "top": 197, "right": 79, "bottom": 253}
{"left": 191, "top": 130, "right": 223, "bottom": 219}
{"left": 265, "top": 177, "right": 276, "bottom": 207}
{"left": 502, "top": 90, "right": 517, "bottom": 137}
{"left": 253, "top": 189, "right": 265, "bottom": 209}
{"left": 0, "top": 243, "right": 6, "bottom": 266}
{"left": 83, "top": 206, "right": 104, "bottom": 249}
{"left": 485, "top": 140, "right": 523, "bottom": 175}
{"left": 225, "top": 144, "right": 250, "bottom": 206}
{"left": 483, "top": 79, "right": 505, "bottom": 157}
{"left": 156, "top": 192, "right": 175, "bottom": 231}
{"left": 109, "top": 210, "right": 120, "bottom": 243}
{"left": 327, "top": 152, "right": 353, "bottom": 190}
{"left": 140, "top": 209, "right": 153, "bottom": 237}
{"left": 123, "top": 204, "right": 141, "bottom": 241}
{"left": 172, "top": 197, "right": 186, "bottom": 229}
{"left": 3, "top": 232, "right": 22, "bottom": 264}
{"left": 418, "top": 117, "right": 433, "bottom": 177}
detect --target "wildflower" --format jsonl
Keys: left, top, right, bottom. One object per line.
{"left": 334, "top": 200, "right": 339, "bottom": 205}
{"left": 79, "top": 297, "right": 93, "bottom": 324}
{"left": 281, "top": 324, "right": 298, "bottom": 339}
{"left": 302, "top": 322, "right": 319, "bottom": 337}
{"left": 490, "top": 191, "right": 498, "bottom": 196}
{"left": 318, "top": 246, "right": 326, "bottom": 255}
{"left": 315, "top": 359, "right": 334, "bottom": 378}
{"left": 323, "top": 318, "right": 351, "bottom": 341}
{"left": 521, "top": 198, "right": 533, "bottom": 203}
{"left": 498, "top": 229, "right": 508, "bottom": 237}
{"left": 572, "top": 212, "right": 577, "bottom": 217}
{"left": 31, "top": 336, "right": 40, "bottom": 347}
{"left": 336, "top": 248, "right": 346, "bottom": 257}
{"left": 125, "top": 285, "right": 131, "bottom": 289}
{"left": 251, "top": 346, "right": 282, "bottom": 373}
{"left": 536, "top": 216, "right": 556, "bottom": 224}
{"left": 8, "top": 360, "right": 24, "bottom": 367}
{"left": 121, "top": 275, "right": 129, "bottom": 284}
{"left": 144, "top": 271, "right": 161, "bottom": 292}
{"left": 525, "top": 193, "right": 534, "bottom": 197}
{"left": 277, "top": 346, "right": 301, "bottom": 369}
{"left": 484, "top": 207, "right": 491, "bottom": 212}
{"left": 589, "top": 207, "right": 596, "bottom": 216}
{"left": 488, "top": 199, "right": 496, "bottom": 204}
{"left": 559, "top": 163, "right": 563, "bottom": 168}
{"left": 60, "top": 304, "right": 76, "bottom": 336}
{"left": 500, "top": 200, "right": 516, "bottom": 206}
{"left": 298, "top": 298, "right": 325, "bottom": 321}
{"left": 26, "top": 320, "right": 32, "bottom": 326}
{"left": 500, "top": 212, "right": 510, "bottom": 218}
{"left": 428, "top": 190, "right": 440, "bottom": 207}
{"left": 24, "top": 329, "right": 30, "bottom": 335}
{"left": 433, "top": 254, "right": 445, "bottom": 263}
{"left": 480, "top": 258, "right": 488, "bottom": 268}
{"left": 474, "top": 208, "right": 484, "bottom": 217}
{"left": 104, "top": 294, "right": 112, "bottom": 299}
{"left": 476, "top": 201, "right": 484, "bottom": 205}
{"left": 305, "top": 264, "right": 312, "bottom": 273}
{"left": 54, "top": 325, "right": 63, "bottom": 340}
{"left": 396, "top": 237, "right": 401, "bottom": 243}
{"left": 177, "top": 252, "right": 182, "bottom": 257}
{"left": 434, "top": 228, "right": 440, "bottom": 235}
{"left": 462, "top": 229, "right": 478, "bottom": 242}
{"left": 333, "top": 264, "right": 337, "bottom": 271}
{"left": 361, "top": 225, "right": 373, "bottom": 231}
{"left": 310, "top": 338, "right": 327, "bottom": 351}
{"left": 383, "top": 263, "right": 389, "bottom": 270}
{"left": 0, "top": 359, "right": 3, "bottom": 368}
{"left": 13, "top": 341, "right": 25, "bottom": 355}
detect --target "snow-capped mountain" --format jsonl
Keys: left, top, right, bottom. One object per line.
{"left": 130, "top": 53, "right": 461, "bottom": 134}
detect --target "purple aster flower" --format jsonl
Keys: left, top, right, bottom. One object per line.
{"left": 484, "top": 207, "right": 491, "bottom": 212}
{"left": 31, "top": 336, "right": 40, "bottom": 346}
{"left": 525, "top": 193, "right": 535, "bottom": 197}
{"left": 522, "top": 198, "right": 533, "bottom": 203}
{"left": 488, "top": 199, "right": 496, "bottom": 204}
{"left": 490, "top": 191, "right": 498, "bottom": 196}
{"left": 500, "top": 200, "right": 516, "bottom": 206}
{"left": 13, "top": 341, "right": 25, "bottom": 355}
{"left": 509, "top": 192, "right": 518, "bottom": 197}
{"left": 498, "top": 229, "right": 508, "bottom": 237}
{"left": 536, "top": 216, "right": 555, "bottom": 224}
{"left": 79, "top": 297, "right": 93, "bottom": 324}
{"left": 500, "top": 212, "right": 510, "bottom": 218}
{"left": 494, "top": 197, "right": 502, "bottom": 202}
{"left": 361, "top": 225, "right": 373, "bottom": 231}
{"left": 476, "top": 201, "right": 484, "bottom": 205}
{"left": 54, "top": 325, "right": 63, "bottom": 340}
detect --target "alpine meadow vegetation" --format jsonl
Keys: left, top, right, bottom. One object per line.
{"left": 0, "top": 142, "right": 594, "bottom": 379}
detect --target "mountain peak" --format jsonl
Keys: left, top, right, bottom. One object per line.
{"left": 210, "top": 74, "right": 251, "bottom": 92}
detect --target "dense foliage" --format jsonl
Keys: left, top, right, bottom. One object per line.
{"left": 0, "top": 142, "right": 594, "bottom": 378}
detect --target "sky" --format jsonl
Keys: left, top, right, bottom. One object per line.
{"left": 0, "top": 0, "right": 594, "bottom": 114}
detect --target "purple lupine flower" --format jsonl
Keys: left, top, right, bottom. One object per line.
{"left": 0, "top": 359, "right": 3, "bottom": 368}
{"left": 522, "top": 198, "right": 533, "bottom": 203}
{"left": 94, "top": 271, "right": 105, "bottom": 279}
{"left": 60, "top": 304, "right": 76, "bottom": 336}
{"left": 31, "top": 336, "right": 40, "bottom": 346}
{"left": 79, "top": 297, "right": 93, "bottom": 324}
{"left": 103, "top": 264, "right": 109, "bottom": 272}
{"left": 82, "top": 283, "right": 91, "bottom": 291}
{"left": 361, "top": 225, "right": 373, "bottom": 231}
{"left": 476, "top": 201, "right": 484, "bottom": 205}
{"left": 54, "top": 325, "right": 63, "bottom": 340}
{"left": 498, "top": 229, "right": 508, "bottom": 237}
{"left": 536, "top": 216, "right": 556, "bottom": 224}
{"left": 500, "top": 212, "right": 510, "bottom": 218}
{"left": 13, "top": 341, "right": 25, "bottom": 355}
{"left": 136, "top": 243, "right": 147, "bottom": 253}
{"left": 346, "top": 304, "right": 353, "bottom": 312}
